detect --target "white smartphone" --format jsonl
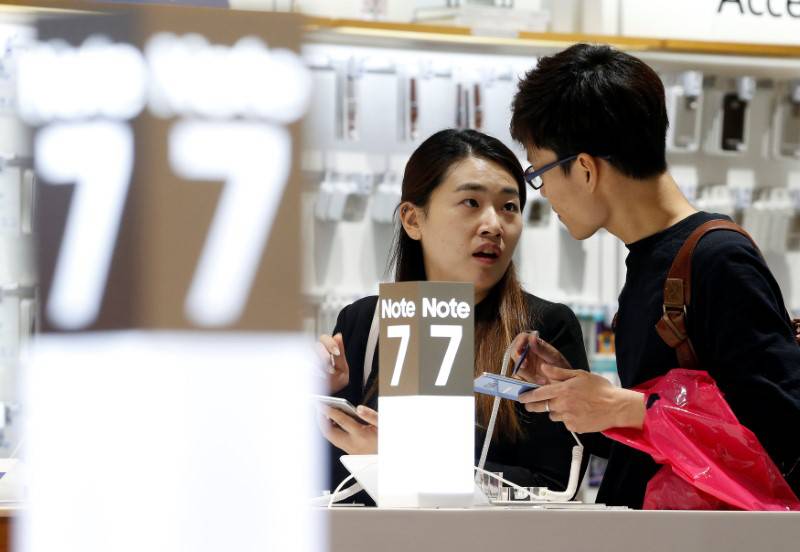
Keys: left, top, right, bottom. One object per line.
{"left": 313, "top": 394, "right": 368, "bottom": 424}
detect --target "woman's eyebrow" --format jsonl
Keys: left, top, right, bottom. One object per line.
{"left": 454, "top": 183, "right": 519, "bottom": 196}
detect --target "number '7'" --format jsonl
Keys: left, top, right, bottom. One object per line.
{"left": 387, "top": 324, "right": 462, "bottom": 387}
{"left": 37, "top": 120, "right": 290, "bottom": 329}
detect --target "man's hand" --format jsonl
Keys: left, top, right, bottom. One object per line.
{"left": 518, "top": 363, "right": 646, "bottom": 434}
{"left": 318, "top": 405, "right": 378, "bottom": 455}
{"left": 510, "top": 331, "right": 573, "bottom": 386}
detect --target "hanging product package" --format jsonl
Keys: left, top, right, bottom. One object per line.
{"left": 604, "top": 368, "right": 800, "bottom": 511}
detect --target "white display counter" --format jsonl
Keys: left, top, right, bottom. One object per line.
{"left": 327, "top": 507, "right": 800, "bottom": 552}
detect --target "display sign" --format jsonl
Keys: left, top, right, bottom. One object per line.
{"left": 378, "top": 281, "right": 475, "bottom": 508}
{"left": 16, "top": 5, "right": 320, "bottom": 552}
{"left": 621, "top": 0, "right": 800, "bottom": 45}
{"left": 20, "top": 6, "right": 310, "bottom": 332}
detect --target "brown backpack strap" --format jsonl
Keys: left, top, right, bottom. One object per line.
{"left": 655, "top": 219, "right": 760, "bottom": 368}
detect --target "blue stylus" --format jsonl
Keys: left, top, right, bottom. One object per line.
{"left": 511, "top": 341, "right": 530, "bottom": 376}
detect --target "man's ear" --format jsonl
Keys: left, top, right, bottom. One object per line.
{"left": 576, "top": 153, "right": 599, "bottom": 193}
{"left": 399, "top": 201, "right": 422, "bottom": 240}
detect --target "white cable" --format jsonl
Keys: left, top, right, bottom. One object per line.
{"left": 309, "top": 482, "right": 364, "bottom": 507}
{"left": 477, "top": 396, "right": 501, "bottom": 472}
{"left": 474, "top": 466, "right": 533, "bottom": 499}
{"left": 477, "top": 338, "right": 586, "bottom": 504}
{"left": 477, "top": 342, "right": 515, "bottom": 472}
{"left": 536, "top": 445, "right": 584, "bottom": 502}
{"left": 312, "top": 457, "right": 378, "bottom": 508}
{"left": 475, "top": 444, "right": 584, "bottom": 502}
{"left": 309, "top": 476, "right": 363, "bottom": 508}
{"left": 328, "top": 474, "right": 356, "bottom": 508}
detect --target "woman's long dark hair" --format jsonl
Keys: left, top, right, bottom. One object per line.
{"left": 387, "top": 129, "right": 532, "bottom": 441}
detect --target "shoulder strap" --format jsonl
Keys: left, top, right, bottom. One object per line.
{"left": 655, "top": 219, "right": 760, "bottom": 368}
{"left": 363, "top": 301, "right": 380, "bottom": 391}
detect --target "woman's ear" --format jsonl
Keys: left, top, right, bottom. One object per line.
{"left": 399, "top": 202, "right": 422, "bottom": 240}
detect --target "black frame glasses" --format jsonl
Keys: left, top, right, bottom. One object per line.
{"left": 524, "top": 154, "right": 611, "bottom": 190}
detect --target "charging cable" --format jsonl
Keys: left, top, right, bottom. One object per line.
{"left": 329, "top": 475, "right": 363, "bottom": 509}
{"left": 477, "top": 343, "right": 514, "bottom": 472}
{"left": 476, "top": 440, "right": 583, "bottom": 502}
{"left": 478, "top": 341, "right": 585, "bottom": 502}
{"left": 309, "top": 478, "right": 364, "bottom": 508}
{"left": 535, "top": 437, "right": 584, "bottom": 502}
{"left": 474, "top": 466, "right": 531, "bottom": 497}
{"left": 316, "top": 440, "right": 582, "bottom": 508}
{"left": 310, "top": 458, "right": 379, "bottom": 508}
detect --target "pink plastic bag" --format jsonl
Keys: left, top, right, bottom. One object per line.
{"left": 604, "top": 369, "right": 800, "bottom": 511}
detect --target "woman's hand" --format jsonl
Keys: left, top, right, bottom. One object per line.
{"left": 319, "top": 405, "right": 378, "bottom": 455}
{"left": 316, "top": 333, "right": 349, "bottom": 394}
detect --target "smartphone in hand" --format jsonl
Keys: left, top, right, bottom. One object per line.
{"left": 313, "top": 395, "right": 369, "bottom": 424}
{"left": 474, "top": 372, "right": 540, "bottom": 401}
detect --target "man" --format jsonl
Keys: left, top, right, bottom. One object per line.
{"left": 509, "top": 43, "right": 800, "bottom": 508}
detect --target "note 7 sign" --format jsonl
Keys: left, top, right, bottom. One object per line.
{"left": 378, "top": 281, "right": 475, "bottom": 508}
{"left": 22, "top": 8, "right": 309, "bottom": 332}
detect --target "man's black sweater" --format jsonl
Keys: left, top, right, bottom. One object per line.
{"left": 598, "top": 211, "right": 800, "bottom": 508}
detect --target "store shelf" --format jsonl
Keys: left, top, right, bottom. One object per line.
{"left": 3, "top": 3, "right": 799, "bottom": 60}
{"left": 305, "top": 17, "right": 800, "bottom": 59}
{"left": 0, "top": 0, "right": 92, "bottom": 15}
{"left": 304, "top": 17, "right": 800, "bottom": 78}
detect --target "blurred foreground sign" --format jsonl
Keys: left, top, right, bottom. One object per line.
{"left": 18, "top": 5, "right": 320, "bottom": 552}
{"left": 21, "top": 5, "right": 309, "bottom": 332}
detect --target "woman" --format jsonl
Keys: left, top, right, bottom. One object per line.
{"left": 318, "top": 129, "right": 591, "bottom": 494}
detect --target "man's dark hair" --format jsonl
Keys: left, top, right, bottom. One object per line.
{"left": 510, "top": 43, "right": 669, "bottom": 180}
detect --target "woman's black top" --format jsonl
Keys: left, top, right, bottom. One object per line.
{"left": 324, "top": 291, "right": 602, "bottom": 497}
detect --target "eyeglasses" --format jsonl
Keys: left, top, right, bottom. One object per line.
{"left": 524, "top": 154, "right": 611, "bottom": 190}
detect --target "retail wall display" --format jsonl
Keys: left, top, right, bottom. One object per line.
{"left": 774, "top": 79, "right": 800, "bottom": 160}
{"left": 301, "top": 43, "right": 535, "bottom": 298}
{"left": 713, "top": 76, "right": 757, "bottom": 153}
{"left": 665, "top": 71, "right": 704, "bottom": 152}
{"left": 301, "top": 38, "right": 800, "bottom": 364}
{"left": 299, "top": 28, "right": 800, "bottom": 508}
{"left": 0, "top": 19, "right": 35, "bottom": 459}
{"left": 15, "top": 5, "right": 322, "bottom": 552}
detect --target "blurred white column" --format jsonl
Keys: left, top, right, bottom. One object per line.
{"left": 21, "top": 332, "right": 323, "bottom": 552}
